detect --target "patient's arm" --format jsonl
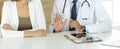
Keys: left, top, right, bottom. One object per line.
{"left": 24, "top": 29, "right": 47, "bottom": 37}
{"left": 2, "top": 24, "right": 47, "bottom": 38}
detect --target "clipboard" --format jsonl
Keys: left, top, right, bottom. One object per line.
{"left": 64, "top": 34, "right": 103, "bottom": 44}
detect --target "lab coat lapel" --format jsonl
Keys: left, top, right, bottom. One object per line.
{"left": 63, "top": 0, "right": 71, "bottom": 31}
{"left": 29, "top": 2, "right": 37, "bottom": 29}
{"left": 77, "top": 0, "right": 83, "bottom": 25}
{"left": 11, "top": 2, "right": 19, "bottom": 30}
{"left": 77, "top": 0, "right": 84, "bottom": 21}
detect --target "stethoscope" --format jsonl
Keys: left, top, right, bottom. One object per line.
{"left": 62, "top": 0, "right": 90, "bottom": 21}
{"left": 62, "top": 0, "right": 90, "bottom": 14}
{"left": 81, "top": 0, "right": 90, "bottom": 7}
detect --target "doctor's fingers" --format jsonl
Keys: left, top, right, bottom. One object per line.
{"left": 56, "top": 12, "right": 62, "bottom": 21}
{"left": 54, "top": 16, "right": 59, "bottom": 23}
{"left": 54, "top": 13, "right": 59, "bottom": 22}
{"left": 55, "top": 16, "right": 61, "bottom": 23}
{"left": 57, "top": 16, "right": 63, "bottom": 24}
{"left": 70, "top": 21, "right": 76, "bottom": 24}
{"left": 58, "top": 14, "right": 62, "bottom": 21}
{"left": 56, "top": 15, "right": 62, "bottom": 23}
{"left": 70, "top": 22, "right": 75, "bottom": 26}
{"left": 56, "top": 12, "right": 60, "bottom": 16}
{"left": 54, "top": 17, "right": 57, "bottom": 23}
{"left": 71, "top": 20, "right": 79, "bottom": 24}
{"left": 56, "top": 12, "right": 61, "bottom": 20}
{"left": 62, "top": 19, "right": 67, "bottom": 26}
{"left": 70, "top": 22, "right": 77, "bottom": 27}
{"left": 55, "top": 12, "right": 59, "bottom": 18}
{"left": 70, "top": 25, "right": 75, "bottom": 28}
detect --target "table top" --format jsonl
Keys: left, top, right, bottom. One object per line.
{"left": 0, "top": 29, "right": 120, "bottom": 49}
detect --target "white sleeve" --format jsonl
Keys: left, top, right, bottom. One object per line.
{"left": 35, "top": 0, "right": 46, "bottom": 30}
{"left": 1, "top": 29, "right": 24, "bottom": 38}
{"left": 85, "top": 0, "right": 112, "bottom": 33}
{"left": 1, "top": 2, "right": 24, "bottom": 38}
{"left": 1, "top": 2, "right": 9, "bottom": 27}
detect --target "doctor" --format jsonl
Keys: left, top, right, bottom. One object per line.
{"left": 50, "top": 0, "right": 112, "bottom": 33}
{"left": 1, "top": 0, "right": 46, "bottom": 38}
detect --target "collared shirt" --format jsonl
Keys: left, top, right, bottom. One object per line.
{"left": 70, "top": 0, "right": 81, "bottom": 14}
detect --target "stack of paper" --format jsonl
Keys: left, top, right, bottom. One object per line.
{"left": 102, "top": 39, "right": 120, "bottom": 47}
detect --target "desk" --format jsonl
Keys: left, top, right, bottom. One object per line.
{"left": 0, "top": 29, "right": 120, "bottom": 49}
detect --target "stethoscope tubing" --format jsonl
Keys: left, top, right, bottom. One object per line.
{"left": 62, "top": 0, "right": 90, "bottom": 14}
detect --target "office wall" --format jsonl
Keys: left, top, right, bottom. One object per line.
{"left": 0, "top": 0, "right": 4, "bottom": 24}
{"left": 41, "top": 0, "right": 54, "bottom": 32}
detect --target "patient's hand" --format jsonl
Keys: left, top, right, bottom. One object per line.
{"left": 2, "top": 24, "right": 14, "bottom": 30}
{"left": 33, "top": 29, "right": 47, "bottom": 37}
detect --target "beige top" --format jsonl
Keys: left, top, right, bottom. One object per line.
{"left": 18, "top": 16, "right": 32, "bottom": 31}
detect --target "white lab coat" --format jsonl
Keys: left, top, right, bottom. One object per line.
{"left": 50, "top": 0, "right": 112, "bottom": 33}
{"left": 1, "top": 0, "right": 46, "bottom": 38}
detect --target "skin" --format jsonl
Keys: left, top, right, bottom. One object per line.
{"left": 54, "top": 12, "right": 67, "bottom": 32}
{"left": 70, "top": 19, "right": 84, "bottom": 33}
{"left": 3, "top": 24, "right": 14, "bottom": 30}
{"left": 2, "top": 0, "right": 47, "bottom": 37}
{"left": 54, "top": 12, "right": 84, "bottom": 33}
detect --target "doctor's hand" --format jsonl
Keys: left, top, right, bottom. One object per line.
{"left": 54, "top": 12, "right": 67, "bottom": 32}
{"left": 70, "top": 20, "right": 84, "bottom": 33}
{"left": 2, "top": 24, "right": 14, "bottom": 30}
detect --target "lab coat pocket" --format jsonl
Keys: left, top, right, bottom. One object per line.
{"left": 78, "top": 4, "right": 92, "bottom": 25}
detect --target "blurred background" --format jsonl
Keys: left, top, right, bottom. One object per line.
{"left": 0, "top": 0, "right": 119, "bottom": 32}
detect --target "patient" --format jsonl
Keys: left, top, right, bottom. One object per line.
{"left": 1, "top": 0, "right": 46, "bottom": 38}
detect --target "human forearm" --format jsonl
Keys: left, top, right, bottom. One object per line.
{"left": 24, "top": 29, "right": 47, "bottom": 37}
{"left": 24, "top": 31, "right": 35, "bottom": 37}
